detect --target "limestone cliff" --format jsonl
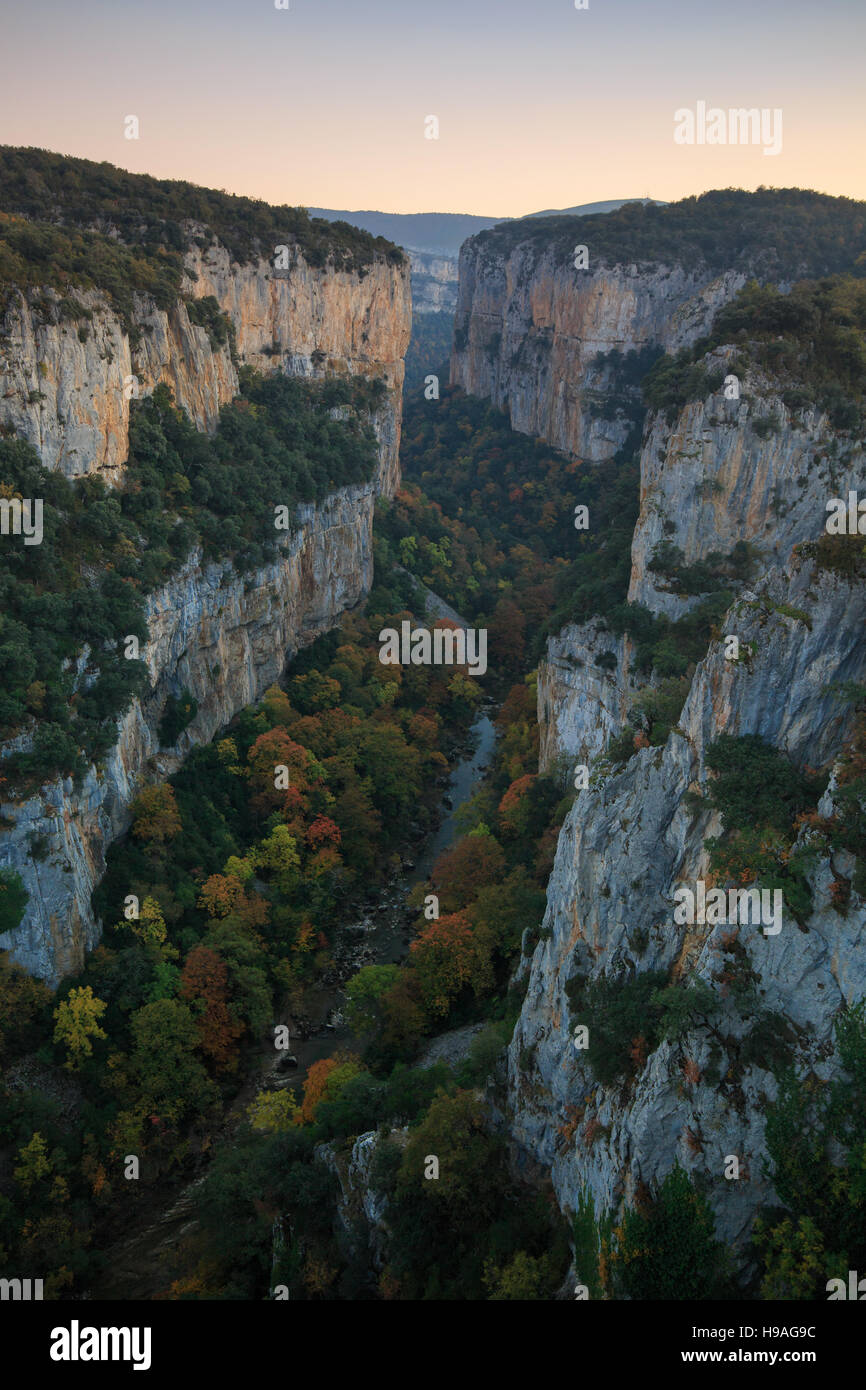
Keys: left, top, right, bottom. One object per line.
{"left": 0, "top": 212, "right": 411, "bottom": 984}
{"left": 511, "top": 555, "right": 866, "bottom": 1254}
{"left": 537, "top": 623, "right": 636, "bottom": 777}
{"left": 0, "top": 235, "right": 410, "bottom": 492}
{"left": 514, "top": 357, "right": 866, "bottom": 1266}
{"left": 450, "top": 235, "right": 745, "bottom": 461}
{"left": 0, "top": 484, "right": 378, "bottom": 983}
{"left": 629, "top": 354, "right": 864, "bottom": 618}
{"left": 407, "top": 250, "right": 459, "bottom": 315}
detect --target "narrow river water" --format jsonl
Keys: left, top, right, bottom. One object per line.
{"left": 87, "top": 703, "right": 498, "bottom": 1299}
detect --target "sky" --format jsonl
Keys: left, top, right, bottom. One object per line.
{"left": 0, "top": 0, "right": 864, "bottom": 216}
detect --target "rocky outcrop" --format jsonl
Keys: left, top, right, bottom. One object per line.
{"left": 316, "top": 1127, "right": 408, "bottom": 1274}
{"left": 0, "top": 484, "right": 379, "bottom": 983}
{"left": 407, "top": 250, "right": 459, "bottom": 315}
{"left": 537, "top": 622, "right": 637, "bottom": 778}
{"left": 450, "top": 236, "right": 745, "bottom": 460}
{"left": 509, "top": 554, "right": 866, "bottom": 1255}
{"left": 628, "top": 354, "right": 864, "bottom": 618}
{"left": 511, "top": 336, "right": 866, "bottom": 1263}
{"left": 0, "top": 236, "right": 410, "bottom": 491}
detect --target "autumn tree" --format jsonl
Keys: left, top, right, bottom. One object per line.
{"left": 298, "top": 1053, "right": 364, "bottom": 1124}
{"left": 131, "top": 784, "right": 182, "bottom": 844}
{"left": 246, "top": 1088, "right": 298, "bottom": 1133}
{"left": 180, "top": 944, "right": 244, "bottom": 1071}
{"left": 409, "top": 912, "right": 491, "bottom": 1017}
{"left": 198, "top": 873, "right": 246, "bottom": 920}
{"left": 14, "top": 1131, "right": 53, "bottom": 1192}
{"left": 53, "top": 985, "right": 108, "bottom": 1068}
{"left": 115, "top": 894, "right": 169, "bottom": 949}
{"left": 253, "top": 823, "right": 300, "bottom": 892}
{"left": 431, "top": 833, "right": 506, "bottom": 912}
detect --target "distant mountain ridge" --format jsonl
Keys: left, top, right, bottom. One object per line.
{"left": 309, "top": 199, "right": 659, "bottom": 255}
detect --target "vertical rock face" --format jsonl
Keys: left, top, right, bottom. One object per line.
{"left": 0, "top": 484, "right": 379, "bottom": 984}
{"left": 450, "top": 235, "right": 745, "bottom": 460}
{"left": 512, "top": 359, "right": 866, "bottom": 1258}
{"left": 628, "top": 355, "right": 864, "bottom": 618}
{"left": 0, "top": 230, "right": 411, "bottom": 984}
{"left": 406, "top": 250, "right": 459, "bottom": 315}
{"left": 537, "top": 623, "right": 636, "bottom": 778}
{"left": 0, "top": 239, "right": 410, "bottom": 491}
{"left": 511, "top": 556, "right": 866, "bottom": 1252}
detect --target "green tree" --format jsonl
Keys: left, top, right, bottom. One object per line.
{"left": 344, "top": 964, "right": 401, "bottom": 1035}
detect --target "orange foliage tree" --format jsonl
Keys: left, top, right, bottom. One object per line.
{"left": 431, "top": 833, "right": 506, "bottom": 912}
{"left": 409, "top": 911, "right": 489, "bottom": 1017}
{"left": 180, "top": 945, "right": 244, "bottom": 1072}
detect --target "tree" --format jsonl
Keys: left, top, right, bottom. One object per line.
{"left": 53, "top": 985, "right": 107, "bottom": 1068}
{"left": 202, "top": 919, "right": 272, "bottom": 1037}
{"left": 484, "top": 1250, "right": 551, "bottom": 1300}
{"left": 754, "top": 1215, "right": 833, "bottom": 1300}
{"left": 497, "top": 775, "right": 537, "bottom": 839}
{"left": 117, "top": 894, "right": 168, "bottom": 948}
{"left": 299, "top": 1053, "right": 364, "bottom": 1124}
{"left": 409, "top": 912, "right": 488, "bottom": 1017}
{"left": 131, "top": 784, "right": 182, "bottom": 843}
{"left": 344, "top": 964, "right": 401, "bottom": 1035}
{"left": 0, "top": 868, "right": 28, "bottom": 935}
{"left": 180, "top": 944, "right": 245, "bottom": 1071}
{"left": 612, "top": 1165, "right": 729, "bottom": 1299}
{"left": 0, "top": 948, "right": 50, "bottom": 1060}
{"left": 14, "top": 1131, "right": 52, "bottom": 1192}
{"left": 306, "top": 815, "right": 341, "bottom": 849}
{"left": 398, "top": 1089, "right": 503, "bottom": 1222}
{"left": 120, "top": 998, "right": 218, "bottom": 1130}
{"left": 247, "top": 1088, "right": 298, "bottom": 1133}
{"left": 431, "top": 835, "right": 506, "bottom": 912}
{"left": 253, "top": 823, "right": 301, "bottom": 891}
{"left": 198, "top": 873, "right": 246, "bottom": 920}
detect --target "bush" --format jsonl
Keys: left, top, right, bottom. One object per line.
{"left": 158, "top": 689, "right": 199, "bottom": 746}
{"left": 0, "top": 868, "right": 28, "bottom": 934}
{"left": 705, "top": 734, "right": 823, "bottom": 834}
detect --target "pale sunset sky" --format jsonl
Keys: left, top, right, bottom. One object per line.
{"left": 0, "top": 0, "right": 863, "bottom": 215}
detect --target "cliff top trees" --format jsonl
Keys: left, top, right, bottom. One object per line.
{"left": 473, "top": 188, "right": 866, "bottom": 281}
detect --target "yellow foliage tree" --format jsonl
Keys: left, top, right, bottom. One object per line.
{"left": 53, "top": 985, "right": 107, "bottom": 1069}
{"left": 246, "top": 1088, "right": 298, "bottom": 1133}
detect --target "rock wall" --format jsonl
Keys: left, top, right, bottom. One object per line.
{"left": 510, "top": 555, "right": 866, "bottom": 1254}
{"left": 537, "top": 623, "right": 637, "bottom": 778}
{"left": 0, "top": 484, "right": 378, "bottom": 984}
{"left": 628, "top": 354, "right": 864, "bottom": 618}
{"left": 510, "top": 362, "right": 866, "bottom": 1263}
{"left": 407, "top": 250, "right": 459, "bottom": 315}
{"left": 0, "top": 227, "right": 411, "bottom": 984}
{"left": 0, "top": 237, "right": 410, "bottom": 491}
{"left": 450, "top": 235, "right": 745, "bottom": 461}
